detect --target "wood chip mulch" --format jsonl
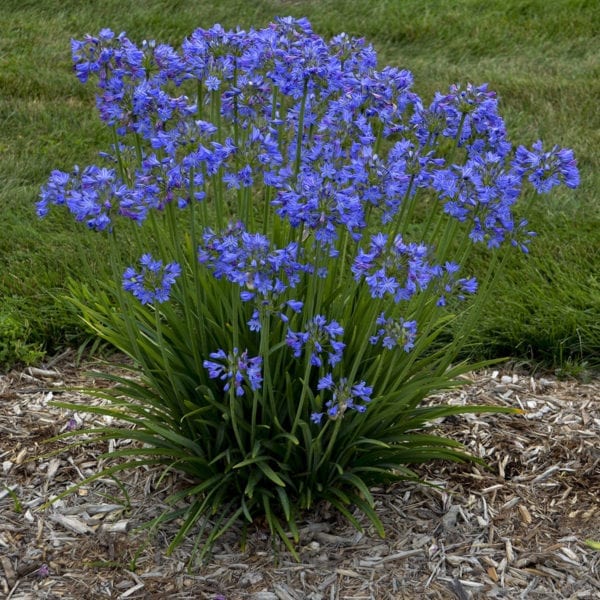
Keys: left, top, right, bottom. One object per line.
{"left": 1, "top": 352, "right": 599, "bottom": 599}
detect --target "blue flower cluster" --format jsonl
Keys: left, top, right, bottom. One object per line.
{"left": 420, "top": 83, "right": 509, "bottom": 152}
{"left": 197, "top": 222, "right": 305, "bottom": 329}
{"left": 198, "top": 222, "right": 303, "bottom": 300}
{"left": 352, "top": 233, "right": 438, "bottom": 302}
{"left": 286, "top": 315, "right": 345, "bottom": 368}
{"left": 203, "top": 348, "right": 263, "bottom": 397}
{"left": 370, "top": 314, "right": 418, "bottom": 352}
{"left": 432, "top": 154, "right": 523, "bottom": 248}
{"left": 38, "top": 166, "right": 117, "bottom": 231}
{"left": 122, "top": 254, "right": 181, "bottom": 305}
{"left": 39, "top": 17, "right": 580, "bottom": 425}
{"left": 513, "top": 141, "right": 579, "bottom": 194}
{"left": 40, "top": 18, "right": 579, "bottom": 248}
{"left": 311, "top": 374, "right": 373, "bottom": 424}
{"left": 435, "top": 262, "right": 478, "bottom": 307}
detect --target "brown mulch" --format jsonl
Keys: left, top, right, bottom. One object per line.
{"left": 1, "top": 352, "right": 599, "bottom": 599}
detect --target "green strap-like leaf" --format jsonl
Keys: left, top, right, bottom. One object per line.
{"left": 257, "top": 462, "right": 287, "bottom": 487}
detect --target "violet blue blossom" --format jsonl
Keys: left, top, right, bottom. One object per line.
{"left": 203, "top": 348, "right": 262, "bottom": 397}
{"left": 311, "top": 375, "right": 373, "bottom": 424}
{"left": 123, "top": 254, "right": 181, "bottom": 305}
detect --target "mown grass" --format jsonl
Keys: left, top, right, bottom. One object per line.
{"left": 1, "top": 0, "right": 598, "bottom": 371}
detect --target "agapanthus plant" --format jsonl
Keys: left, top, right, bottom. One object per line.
{"left": 40, "top": 17, "right": 579, "bottom": 561}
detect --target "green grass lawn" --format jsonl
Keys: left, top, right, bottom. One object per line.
{"left": 1, "top": 0, "right": 598, "bottom": 371}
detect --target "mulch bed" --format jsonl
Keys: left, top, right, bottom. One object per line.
{"left": 1, "top": 353, "right": 599, "bottom": 599}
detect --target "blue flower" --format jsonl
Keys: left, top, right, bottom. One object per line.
{"left": 435, "top": 263, "right": 478, "bottom": 306}
{"left": 153, "top": 43, "right": 187, "bottom": 84}
{"left": 431, "top": 152, "right": 525, "bottom": 248}
{"left": 369, "top": 313, "right": 417, "bottom": 352}
{"left": 123, "top": 254, "right": 181, "bottom": 304}
{"left": 416, "top": 83, "right": 508, "bottom": 154}
{"left": 311, "top": 375, "right": 373, "bottom": 424}
{"left": 203, "top": 347, "right": 262, "bottom": 397}
{"left": 272, "top": 160, "right": 367, "bottom": 249}
{"left": 286, "top": 316, "right": 345, "bottom": 367}
{"left": 198, "top": 223, "right": 305, "bottom": 302}
{"left": 513, "top": 141, "right": 579, "bottom": 193}
{"left": 205, "top": 75, "right": 221, "bottom": 91}
{"left": 37, "top": 170, "right": 70, "bottom": 216}
{"left": 38, "top": 165, "right": 117, "bottom": 231}
{"left": 352, "top": 234, "right": 437, "bottom": 302}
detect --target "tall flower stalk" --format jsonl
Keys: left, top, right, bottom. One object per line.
{"left": 40, "top": 18, "right": 579, "bottom": 561}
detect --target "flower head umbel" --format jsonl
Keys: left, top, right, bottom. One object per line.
{"left": 432, "top": 152, "right": 524, "bottom": 248}
{"left": 311, "top": 375, "right": 373, "bottom": 424}
{"left": 198, "top": 223, "right": 304, "bottom": 301}
{"left": 286, "top": 315, "right": 345, "bottom": 368}
{"left": 123, "top": 254, "right": 181, "bottom": 305}
{"left": 37, "top": 166, "right": 118, "bottom": 231}
{"left": 203, "top": 348, "right": 262, "bottom": 397}
{"left": 370, "top": 313, "right": 417, "bottom": 352}
{"left": 415, "top": 83, "right": 508, "bottom": 155}
{"left": 434, "top": 262, "right": 478, "bottom": 306}
{"left": 513, "top": 140, "right": 579, "bottom": 193}
{"left": 352, "top": 233, "right": 438, "bottom": 302}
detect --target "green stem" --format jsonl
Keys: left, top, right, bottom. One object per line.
{"left": 302, "top": 243, "right": 323, "bottom": 326}
{"left": 259, "top": 311, "right": 275, "bottom": 418}
{"left": 228, "top": 387, "right": 247, "bottom": 454}
{"left": 377, "top": 345, "right": 404, "bottom": 395}
{"left": 366, "top": 352, "right": 385, "bottom": 391}
{"left": 134, "top": 133, "right": 143, "bottom": 166}
{"left": 152, "top": 302, "right": 189, "bottom": 428}
{"left": 436, "top": 218, "right": 460, "bottom": 264}
{"left": 196, "top": 80, "right": 204, "bottom": 119}
{"left": 337, "top": 229, "right": 350, "bottom": 284}
{"left": 262, "top": 185, "right": 273, "bottom": 237}
{"left": 347, "top": 296, "right": 383, "bottom": 383}
{"left": 166, "top": 199, "right": 205, "bottom": 373}
{"left": 108, "top": 239, "right": 143, "bottom": 364}
{"left": 199, "top": 164, "right": 210, "bottom": 226}
{"left": 315, "top": 419, "right": 342, "bottom": 472}
{"left": 111, "top": 127, "right": 127, "bottom": 182}
{"left": 284, "top": 356, "right": 314, "bottom": 463}
{"left": 390, "top": 175, "right": 416, "bottom": 241}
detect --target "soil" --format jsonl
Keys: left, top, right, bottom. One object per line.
{"left": 1, "top": 353, "right": 599, "bottom": 599}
